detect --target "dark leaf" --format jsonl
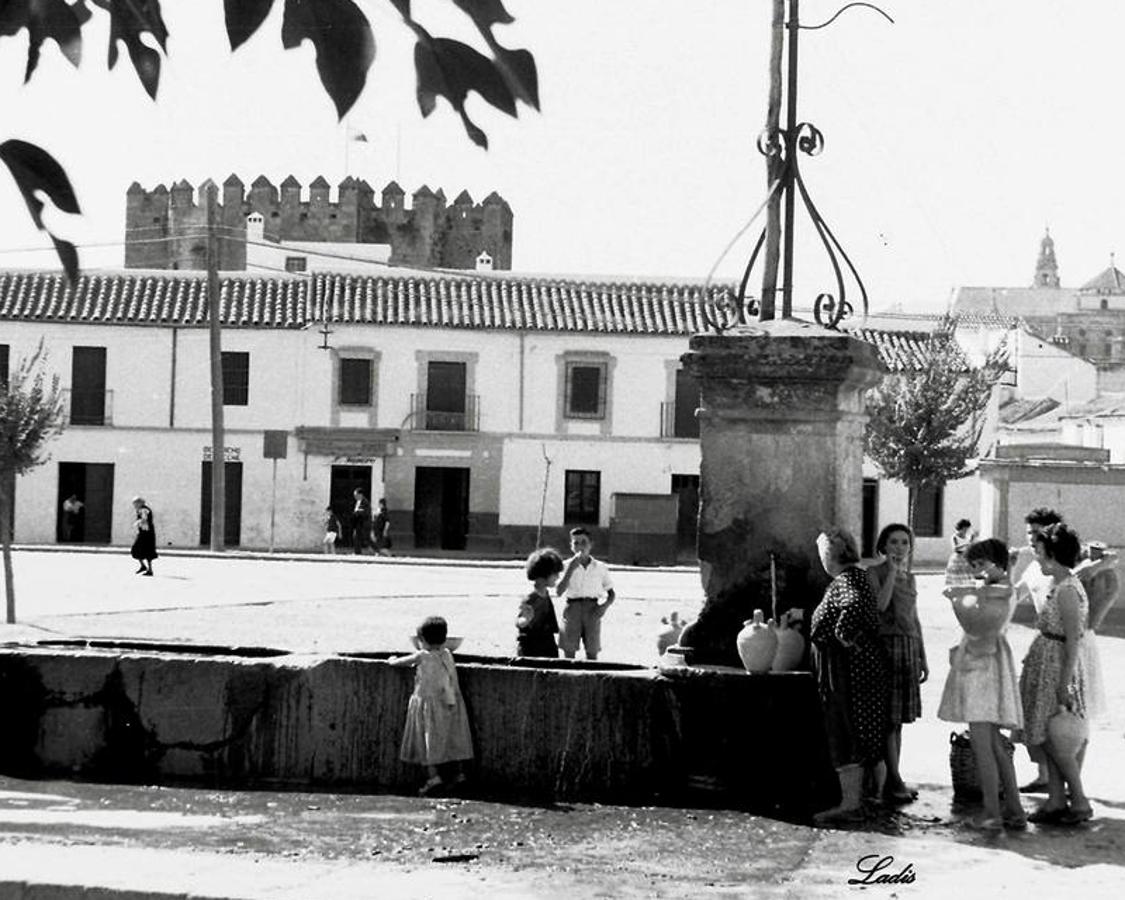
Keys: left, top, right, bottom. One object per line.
{"left": 94, "top": 0, "right": 169, "bottom": 99}
{"left": 413, "top": 37, "right": 517, "bottom": 148}
{"left": 450, "top": 0, "right": 515, "bottom": 28}
{"left": 282, "top": 0, "right": 375, "bottom": 119}
{"left": 0, "top": 0, "right": 89, "bottom": 81}
{"left": 0, "top": 139, "right": 82, "bottom": 282}
{"left": 225, "top": 0, "right": 276, "bottom": 50}
{"left": 489, "top": 43, "right": 538, "bottom": 109}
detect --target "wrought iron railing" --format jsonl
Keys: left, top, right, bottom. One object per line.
{"left": 63, "top": 388, "right": 113, "bottom": 426}
{"left": 410, "top": 393, "right": 479, "bottom": 432}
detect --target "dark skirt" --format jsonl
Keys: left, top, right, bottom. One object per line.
{"left": 131, "top": 529, "right": 158, "bottom": 561}
{"left": 516, "top": 634, "right": 559, "bottom": 658}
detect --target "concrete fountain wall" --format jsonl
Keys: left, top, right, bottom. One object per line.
{"left": 0, "top": 643, "right": 839, "bottom": 818}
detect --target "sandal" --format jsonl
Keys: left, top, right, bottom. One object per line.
{"left": 418, "top": 776, "right": 443, "bottom": 796}
{"left": 1059, "top": 805, "right": 1093, "bottom": 825}
{"left": 883, "top": 786, "right": 918, "bottom": 805}
{"left": 968, "top": 816, "right": 1003, "bottom": 833}
{"left": 1027, "top": 806, "right": 1068, "bottom": 825}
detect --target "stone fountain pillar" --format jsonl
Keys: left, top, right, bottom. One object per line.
{"left": 678, "top": 319, "right": 885, "bottom": 666}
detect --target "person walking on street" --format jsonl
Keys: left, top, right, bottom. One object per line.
{"left": 351, "top": 488, "right": 371, "bottom": 555}
{"left": 322, "top": 506, "right": 341, "bottom": 555}
{"left": 372, "top": 498, "right": 393, "bottom": 557}
{"left": 130, "top": 496, "right": 157, "bottom": 576}
{"left": 556, "top": 527, "right": 615, "bottom": 661}
{"left": 61, "top": 494, "right": 84, "bottom": 543}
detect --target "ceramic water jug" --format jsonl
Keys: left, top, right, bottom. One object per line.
{"left": 1046, "top": 704, "right": 1088, "bottom": 757}
{"left": 736, "top": 609, "right": 778, "bottom": 673}
{"left": 771, "top": 610, "right": 806, "bottom": 672}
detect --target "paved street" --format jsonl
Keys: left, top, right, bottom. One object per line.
{"left": 2, "top": 547, "right": 1125, "bottom": 898}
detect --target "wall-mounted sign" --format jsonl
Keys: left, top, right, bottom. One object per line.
{"left": 334, "top": 456, "right": 381, "bottom": 465}
{"left": 263, "top": 430, "right": 289, "bottom": 459}
{"left": 203, "top": 446, "right": 242, "bottom": 461}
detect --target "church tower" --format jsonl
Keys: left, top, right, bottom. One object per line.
{"left": 1033, "top": 228, "right": 1060, "bottom": 288}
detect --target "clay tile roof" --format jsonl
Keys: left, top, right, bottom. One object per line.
{"left": 251, "top": 175, "right": 273, "bottom": 188}
{"left": 309, "top": 176, "right": 330, "bottom": 189}
{"left": 223, "top": 173, "right": 244, "bottom": 186}
{"left": 1080, "top": 266, "right": 1125, "bottom": 293}
{"left": 306, "top": 273, "right": 737, "bottom": 335}
{"left": 413, "top": 185, "right": 434, "bottom": 198}
{"left": 851, "top": 328, "right": 968, "bottom": 373}
{"left": 454, "top": 190, "right": 473, "bottom": 205}
{"left": 382, "top": 181, "right": 404, "bottom": 195}
{"left": 0, "top": 271, "right": 307, "bottom": 329}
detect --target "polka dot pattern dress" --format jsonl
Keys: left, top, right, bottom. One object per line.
{"left": 810, "top": 566, "right": 890, "bottom": 766}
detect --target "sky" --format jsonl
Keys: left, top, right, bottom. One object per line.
{"left": 1, "top": 1, "right": 1123, "bottom": 314}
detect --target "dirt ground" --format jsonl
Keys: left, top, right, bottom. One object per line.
{"left": 2, "top": 549, "right": 1125, "bottom": 897}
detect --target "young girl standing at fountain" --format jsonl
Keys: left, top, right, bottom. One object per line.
{"left": 866, "top": 523, "right": 928, "bottom": 804}
{"left": 938, "top": 538, "right": 1025, "bottom": 831}
{"left": 388, "top": 616, "right": 474, "bottom": 795}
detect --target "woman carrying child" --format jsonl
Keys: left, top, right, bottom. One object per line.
{"left": 866, "top": 523, "right": 928, "bottom": 805}
{"left": 1018, "top": 523, "right": 1093, "bottom": 825}
{"left": 388, "top": 616, "right": 474, "bottom": 795}
{"left": 938, "top": 538, "right": 1025, "bottom": 831}
{"left": 517, "top": 548, "right": 564, "bottom": 658}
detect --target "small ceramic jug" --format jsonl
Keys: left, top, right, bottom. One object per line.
{"left": 736, "top": 609, "right": 778, "bottom": 673}
{"left": 771, "top": 610, "right": 806, "bottom": 672}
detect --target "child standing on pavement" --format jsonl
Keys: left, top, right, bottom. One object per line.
{"left": 516, "top": 548, "right": 564, "bottom": 658}
{"left": 388, "top": 616, "right": 473, "bottom": 795}
{"left": 556, "top": 527, "right": 615, "bottom": 661}
{"left": 938, "top": 538, "right": 1026, "bottom": 831}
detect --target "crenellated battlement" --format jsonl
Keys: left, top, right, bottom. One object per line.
{"left": 125, "top": 175, "right": 513, "bottom": 272}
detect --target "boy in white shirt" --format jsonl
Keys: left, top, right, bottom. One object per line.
{"left": 556, "top": 527, "right": 615, "bottom": 660}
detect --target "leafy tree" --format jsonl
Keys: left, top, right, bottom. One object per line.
{"left": 863, "top": 325, "right": 1007, "bottom": 529}
{"left": 0, "top": 341, "right": 66, "bottom": 623}
{"left": 0, "top": 0, "right": 540, "bottom": 279}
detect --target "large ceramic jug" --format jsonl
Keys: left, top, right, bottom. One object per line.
{"left": 1046, "top": 704, "right": 1088, "bottom": 758}
{"left": 771, "top": 610, "right": 806, "bottom": 672}
{"left": 736, "top": 609, "right": 778, "bottom": 673}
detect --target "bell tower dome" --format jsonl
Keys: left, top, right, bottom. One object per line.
{"left": 1033, "top": 228, "right": 1060, "bottom": 288}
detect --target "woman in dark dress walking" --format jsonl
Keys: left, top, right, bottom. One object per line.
{"left": 130, "top": 496, "right": 157, "bottom": 576}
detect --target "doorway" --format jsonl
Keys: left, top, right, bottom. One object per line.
{"left": 671, "top": 473, "right": 700, "bottom": 558}
{"left": 200, "top": 461, "right": 243, "bottom": 546}
{"left": 56, "top": 462, "right": 115, "bottom": 543}
{"left": 329, "top": 465, "right": 373, "bottom": 549}
{"left": 413, "top": 467, "right": 470, "bottom": 550}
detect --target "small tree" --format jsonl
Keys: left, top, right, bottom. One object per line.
{"left": 864, "top": 327, "right": 1007, "bottom": 530}
{"left": 0, "top": 342, "right": 66, "bottom": 623}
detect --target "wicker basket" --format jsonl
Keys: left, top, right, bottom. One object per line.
{"left": 949, "top": 729, "right": 1015, "bottom": 801}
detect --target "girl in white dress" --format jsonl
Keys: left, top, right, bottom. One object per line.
{"left": 938, "top": 538, "right": 1025, "bottom": 831}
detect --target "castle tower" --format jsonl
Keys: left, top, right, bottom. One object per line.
{"left": 1033, "top": 228, "right": 1060, "bottom": 288}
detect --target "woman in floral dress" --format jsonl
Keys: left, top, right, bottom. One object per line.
{"left": 1019, "top": 523, "right": 1092, "bottom": 825}
{"left": 811, "top": 527, "right": 890, "bottom": 800}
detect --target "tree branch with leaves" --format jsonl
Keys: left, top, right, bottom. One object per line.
{"left": 0, "top": 0, "right": 540, "bottom": 280}
{"left": 0, "top": 341, "right": 66, "bottom": 623}
{"left": 863, "top": 326, "right": 1008, "bottom": 529}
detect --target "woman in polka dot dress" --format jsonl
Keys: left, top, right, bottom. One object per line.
{"left": 810, "top": 527, "right": 891, "bottom": 801}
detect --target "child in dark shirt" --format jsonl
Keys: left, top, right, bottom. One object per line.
{"left": 516, "top": 548, "right": 564, "bottom": 657}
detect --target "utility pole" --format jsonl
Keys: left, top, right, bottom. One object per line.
{"left": 760, "top": 0, "right": 785, "bottom": 320}
{"left": 206, "top": 184, "right": 226, "bottom": 553}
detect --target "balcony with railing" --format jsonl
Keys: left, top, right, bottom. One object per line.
{"left": 63, "top": 388, "right": 114, "bottom": 426}
{"left": 411, "top": 393, "right": 479, "bottom": 432}
{"left": 660, "top": 401, "right": 699, "bottom": 439}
